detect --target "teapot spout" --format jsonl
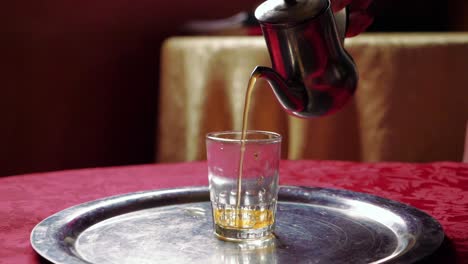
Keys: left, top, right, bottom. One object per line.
{"left": 253, "top": 65, "right": 357, "bottom": 118}
{"left": 252, "top": 66, "right": 307, "bottom": 115}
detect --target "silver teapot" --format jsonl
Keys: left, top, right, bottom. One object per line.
{"left": 254, "top": 0, "right": 358, "bottom": 117}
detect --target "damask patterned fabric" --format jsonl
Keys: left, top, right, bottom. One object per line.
{"left": 0, "top": 161, "right": 467, "bottom": 263}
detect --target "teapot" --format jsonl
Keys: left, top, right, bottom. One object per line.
{"left": 253, "top": 0, "right": 358, "bottom": 117}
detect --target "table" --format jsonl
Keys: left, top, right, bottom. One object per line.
{"left": 1, "top": 161, "right": 467, "bottom": 263}
{"left": 157, "top": 34, "right": 468, "bottom": 163}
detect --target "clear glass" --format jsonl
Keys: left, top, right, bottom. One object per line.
{"left": 206, "top": 130, "right": 281, "bottom": 242}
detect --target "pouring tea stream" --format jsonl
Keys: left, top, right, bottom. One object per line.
{"left": 210, "top": 0, "right": 359, "bottom": 241}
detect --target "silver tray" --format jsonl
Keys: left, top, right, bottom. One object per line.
{"left": 31, "top": 186, "right": 444, "bottom": 264}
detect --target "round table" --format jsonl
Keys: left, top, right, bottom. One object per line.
{"left": 1, "top": 160, "right": 467, "bottom": 263}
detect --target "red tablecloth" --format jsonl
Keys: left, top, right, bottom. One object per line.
{"left": 1, "top": 160, "right": 467, "bottom": 263}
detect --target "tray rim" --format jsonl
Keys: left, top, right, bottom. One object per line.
{"left": 30, "top": 185, "right": 444, "bottom": 264}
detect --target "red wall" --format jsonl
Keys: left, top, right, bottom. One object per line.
{"left": 0, "top": 0, "right": 261, "bottom": 176}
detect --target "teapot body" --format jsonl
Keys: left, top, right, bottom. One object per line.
{"left": 254, "top": 0, "right": 358, "bottom": 117}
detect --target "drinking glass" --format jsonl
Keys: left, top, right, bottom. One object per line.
{"left": 206, "top": 130, "right": 281, "bottom": 241}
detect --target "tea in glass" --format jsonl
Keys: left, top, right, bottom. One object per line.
{"left": 206, "top": 130, "right": 281, "bottom": 241}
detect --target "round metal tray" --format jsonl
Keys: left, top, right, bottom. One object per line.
{"left": 31, "top": 186, "right": 444, "bottom": 263}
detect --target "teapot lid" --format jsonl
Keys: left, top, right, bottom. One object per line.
{"left": 255, "top": 0, "right": 328, "bottom": 26}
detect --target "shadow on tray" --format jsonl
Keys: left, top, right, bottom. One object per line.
{"left": 415, "top": 236, "right": 457, "bottom": 263}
